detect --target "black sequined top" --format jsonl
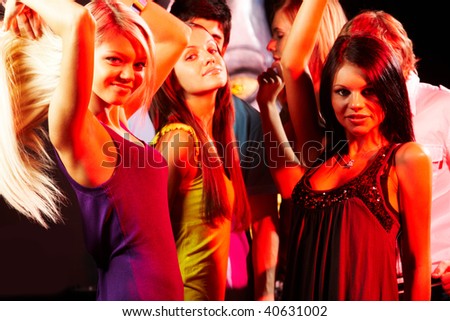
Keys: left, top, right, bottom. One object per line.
{"left": 282, "top": 144, "right": 402, "bottom": 300}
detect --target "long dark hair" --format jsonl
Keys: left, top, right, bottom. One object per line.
{"left": 319, "top": 34, "right": 414, "bottom": 155}
{"left": 150, "top": 25, "right": 250, "bottom": 230}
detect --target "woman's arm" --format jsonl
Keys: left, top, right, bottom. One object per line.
{"left": 280, "top": 0, "right": 328, "bottom": 164}
{"left": 396, "top": 142, "right": 432, "bottom": 300}
{"left": 121, "top": 1, "right": 191, "bottom": 91}
{"left": 4, "top": 0, "right": 100, "bottom": 184}
{"left": 257, "top": 68, "right": 303, "bottom": 199}
{"left": 153, "top": 129, "right": 198, "bottom": 207}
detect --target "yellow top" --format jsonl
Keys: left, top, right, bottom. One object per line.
{"left": 152, "top": 123, "right": 234, "bottom": 300}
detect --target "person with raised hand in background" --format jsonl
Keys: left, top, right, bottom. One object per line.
{"left": 264, "top": 0, "right": 347, "bottom": 296}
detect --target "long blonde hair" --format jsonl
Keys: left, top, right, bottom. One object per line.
{"left": 280, "top": 0, "right": 347, "bottom": 91}
{"left": 0, "top": 25, "right": 64, "bottom": 228}
{"left": 0, "top": 0, "right": 157, "bottom": 228}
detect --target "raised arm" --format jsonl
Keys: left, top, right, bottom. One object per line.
{"left": 257, "top": 68, "right": 303, "bottom": 199}
{"left": 396, "top": 142, "right": 432, "bottom": 300}
{"left": 3, "top": 0, "right": 98, "bottom": 178}
{"left": 281, "top": 0, "right": 328, "bottom": 164}
{"left": 122, "top": 1, "right": 191, "bottom": 91}
{"left": 0, "top": 0, "right": 96, "bottom": 224}
{"left": 3, "top": 0, "right": 95, "bottom": 127}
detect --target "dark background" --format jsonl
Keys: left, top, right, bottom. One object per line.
{"left": 264, "top": 0, "right": 450, "bottom": 89}
{"left": 0, "top": 1, "right": 448, "bottom": 300}
{"left": 339, "top": 0, "right": 449, "bottom": 89}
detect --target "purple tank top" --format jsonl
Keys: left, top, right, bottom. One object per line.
{"left": 55, "top": 124, "right": 183, "bottom": 300}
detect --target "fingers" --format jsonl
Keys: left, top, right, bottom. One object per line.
{"left": 432, "top": 260, "right": 450, "bottom": 295}
{"left": 17, "top": 7, "right": 41, "bottom": 39}
{"left": 442, "top": 272, "right": 450, "bottom": 295}
{"left": 2, "top": 3, "right": 42, "bottom": 38}
{"left": 2, "top": 0, "right": 23, "bottom": 32}
{"left": 258, "top": 68, "right": 283, "bottom": 85}
{"left": 432, "top": 260, "right": 450, "bottom": 278}
{"left": 29, "top": 10, "right": 43, "bottom": 38}
{"left": 271, "top": 61, "right": 283, "bottom": 79}
{"left": 257, "top": 68, "right": 285, "bottom": 108}
{"left": 17, "top": 11, "right": 33, "bottom": 37}
{"left": 9, "top": 15, "right": 19, "bottom": 34}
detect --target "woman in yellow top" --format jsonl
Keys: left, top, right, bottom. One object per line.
{"left": 151, "top": 24, "right": 250, "bottom": 300}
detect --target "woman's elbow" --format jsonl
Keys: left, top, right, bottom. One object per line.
{"left": 177, "top": 23, "right": 192, "bottom": 48}
{"left": 280, "top": 56, "right": 307, "bottom": 79}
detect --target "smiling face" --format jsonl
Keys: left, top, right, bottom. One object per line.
{"left": 331, "top": 62, "right": 385, "bottom": 139}
{"left": 174, "top": 27, "right": 227, "bottom": 96}
{"left": 92, "top": 33, "right": 147, "bottom": 108}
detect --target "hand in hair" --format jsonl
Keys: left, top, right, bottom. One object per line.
{"left": 2, "top": 0, "right": 42, "bottom": 38}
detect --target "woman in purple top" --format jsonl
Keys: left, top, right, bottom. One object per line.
{"left": 0, "top": 0, "right": 190, "bottom": 300}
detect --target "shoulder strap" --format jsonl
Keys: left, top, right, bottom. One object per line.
{"left": 151, "top": 123, "right": 199, "bottom": 144}
{"left": 384, "top": 143, "right": 404, "bottom": 171}
{"left": 378, "top": 143, "right": 404, "bottom": 200}
{"left": 151, "top": 122, "right": 200, "bottom": 162}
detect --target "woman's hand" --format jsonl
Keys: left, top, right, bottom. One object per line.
{"left": 257, "top": 67, "right": 284, "bottom": 111}
{"left": 2, "top": 0, "right": 42, "bottom": 38}
{"left": 432, "top": 260, "right": 450, "bottom": 295}
{"left": 2, "top": 0, "right": 24, "bottom": 32}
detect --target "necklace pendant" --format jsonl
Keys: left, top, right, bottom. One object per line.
{"left": 345, "top": 159, "right": 355, "bottom": 168}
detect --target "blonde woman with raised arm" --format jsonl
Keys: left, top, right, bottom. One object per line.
{"left": 1, "top": 0, "right": 190, "bottom": 300}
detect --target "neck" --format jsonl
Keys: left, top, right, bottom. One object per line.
{"left": 185, "top": 92, "right": 216, "bottom": 136}
{"left": 96, "top": 105, "right": 128, "bottom": 131}
{"left": 346, "top": 133, "right": 388, "bottom": 157}
{"left": 341, "top": 138, "right": 388, "bottom": 169}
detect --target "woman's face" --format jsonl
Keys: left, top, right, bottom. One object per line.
{"left": 92, "top": 33, "right": 146, "bottom": 107}
{"left": 174, "top": 27, "right": 227, "bottom": 96}
{"left": 331, "top": 62, "right": 385, "bottom": 139}
{"left": 267, "top": 8, "right": 292, "bottom": 71}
